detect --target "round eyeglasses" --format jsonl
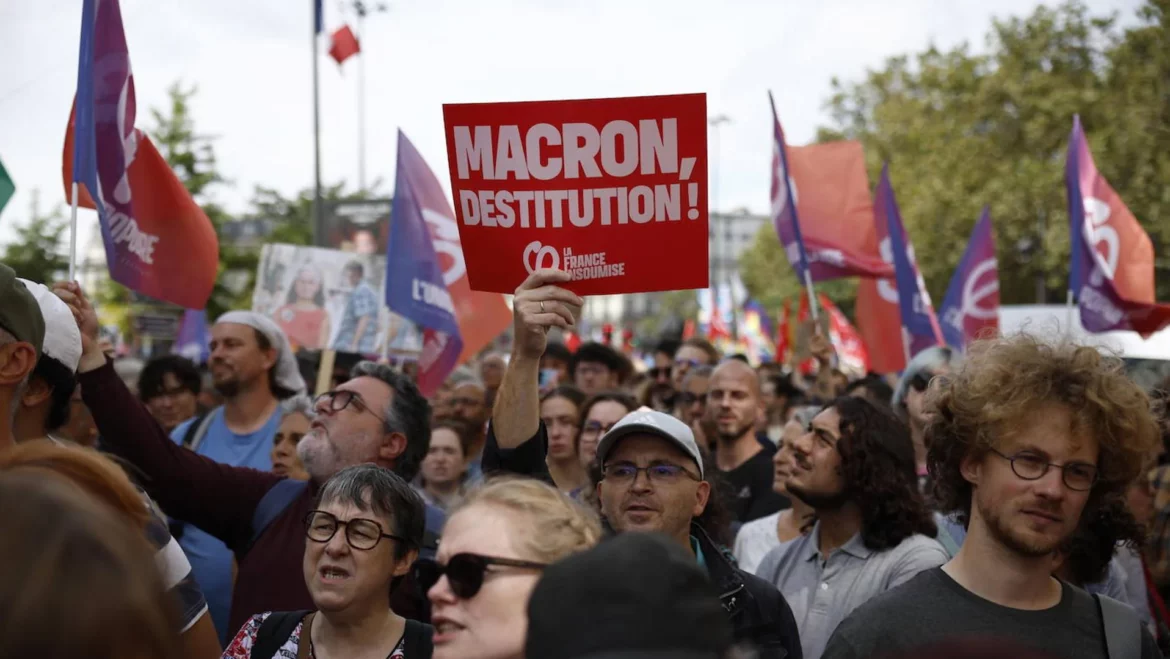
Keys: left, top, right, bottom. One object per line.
{"left": 303, "top": 510, "right": 403, "bottom": 550}
{"left": 989, "top": 448, "right": 1099, "bottom": 492}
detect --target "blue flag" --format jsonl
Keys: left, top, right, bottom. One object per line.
{"left": 875, "top": 165, "right": 943, "bottom": 359}
{"left": 939, "top": 208, "right": 999, "bottom": 351}
{"left": 386, "top": 130, "right": 463, "bottom": 395}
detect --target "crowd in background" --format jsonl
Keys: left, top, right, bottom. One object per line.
{"left": 4, "top": 263, "right": 1170, "bottom": 659}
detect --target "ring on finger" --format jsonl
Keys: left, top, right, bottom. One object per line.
{"left": 540, "top": 300, "right": 546, "bottom": 313}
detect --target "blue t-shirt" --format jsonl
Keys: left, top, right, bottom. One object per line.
{"left": 170, "top": 407, "right": 282, "bottom": 643}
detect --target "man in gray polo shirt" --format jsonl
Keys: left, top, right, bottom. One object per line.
{"left": 755, "top": 396, "right": 947, "bottom": 659}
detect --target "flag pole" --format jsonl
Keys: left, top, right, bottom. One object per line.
{"left": 69, "top": 183, "right": 79, "bottom": 280}
{"left": 803, "top": 270, "right": 819, "bottom": 323}
{"left": 311, "top": 0, "right": 323, "bottom": 247}
{"left": 1065, "top": 289, "right": 1075, "bottom": 335}
{"left": 356, "top": 9, "right": 366, "bottom": 192}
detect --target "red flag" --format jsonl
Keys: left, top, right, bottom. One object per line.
{"left": 329, "top": 25, "right": 360, "bottom": 65}
{"left": 775, "top": 300, "right": 791, "bottom": 364}
{"left": 681, "top": 319, "right": 696, "bottom": 341}
{"left": 563, "top": 331, "right": 582, "bottom": 353}
{"left": 821, "top": 294, "right": 870, "bottom": 373}
{"left": 786, "top": 141, "right": 893, "bottom": 280}
{"left": 63, "top": 107, "right": 218, "bottom": 309}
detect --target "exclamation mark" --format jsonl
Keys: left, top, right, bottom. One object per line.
{"left": 687, "top": 183, "right": 699, "bottom": 220}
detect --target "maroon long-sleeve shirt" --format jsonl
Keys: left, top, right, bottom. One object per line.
{"left": 79, "top": 360, "right": 317, "bottom": 637}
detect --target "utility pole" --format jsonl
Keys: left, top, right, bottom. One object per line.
{"left": 708, "top": 114, "right": 736, "bottom": 339}
{"left": 352, "top": 1, "right": 388, "bottom": 193}
{"left": 311, "top": 0, "right": 323, "bottom": 246}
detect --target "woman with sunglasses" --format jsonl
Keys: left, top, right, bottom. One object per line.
{"left": 416, "top": 477, "right": 602, "bottom": 659}
{"left": 222, "top": 464, "right": 431, "bottom": 659}
{"left": 892, "top": 346, "right": 959, "bottom": 486}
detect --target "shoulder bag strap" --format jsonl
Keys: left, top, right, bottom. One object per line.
{"left": 1097, "top": 593, "right": 1143, "bottom": 659}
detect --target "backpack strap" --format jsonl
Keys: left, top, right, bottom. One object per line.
{"left": 1097, "top": 593, "right": 1143, "bottom": 659}
{"left": 181, "top": 410, "right": 216, "bottom": 451}
{"left": 248, "top": 479, "right": 311, "bottom": 552}
{"left": 403, "top": 619, "right": 434, "bottom": 657}
{"left": 251, "top": 610, "right": 312, "bottom": 659}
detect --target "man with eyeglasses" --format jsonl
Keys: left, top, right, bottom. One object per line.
{"left": 595, "top": 408, "right": 803, "bottom": 659}
{"left": 673, "top": 337, "right": 720, "bottom": 391}
{"left": 57, "top": 283, "right": 443, "bottom": 642}
{"left": 822, "top": 335, "right": 1162, "bottom": 659}
{"left": 486, "top": 269, "right": 801, "bottom": 658}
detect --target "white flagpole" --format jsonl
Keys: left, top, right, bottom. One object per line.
{"left": 69, "top": 182, "right": 79, "bottom": 280}
{"left": 803, "top": 270, "right": 819, "bottom": 323}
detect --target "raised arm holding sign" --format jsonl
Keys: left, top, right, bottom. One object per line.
{"left": 442, "top": 94, "right": 709, "bottom": 296}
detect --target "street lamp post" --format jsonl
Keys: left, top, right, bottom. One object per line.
{"left": 708, "top": 114, "right": 736, "bottom": 339}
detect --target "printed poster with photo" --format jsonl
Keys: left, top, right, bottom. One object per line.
{"left": 253, "top": 243, "right": 422, "bottom": 355}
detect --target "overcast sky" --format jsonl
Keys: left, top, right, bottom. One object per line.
{"left": 0, "top": 0, "right": 1143, "bottom": 254}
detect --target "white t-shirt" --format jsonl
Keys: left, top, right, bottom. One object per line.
{"left": 733, "top": 511, "right": 782, "bottom": 574}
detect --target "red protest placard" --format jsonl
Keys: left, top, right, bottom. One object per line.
{"left": 442, "top": 93, "right": 709, "bottom": 295}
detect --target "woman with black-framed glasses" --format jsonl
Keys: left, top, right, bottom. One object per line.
{"left": 222, "top": 464, "right": 433, "bottom": 659}
{"left": 417, "top": 477, "right": 602, "bottom": 659}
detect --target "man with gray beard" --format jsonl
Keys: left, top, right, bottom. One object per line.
{"left": 56, "top": 284, "right": 442, "bottom": 641}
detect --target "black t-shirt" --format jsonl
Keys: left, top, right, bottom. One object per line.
{"left": 821, "top": 567, "right": 1159, "bottom": 659}
{"left": 718, "top": 443, "right": 789, "bottom": 524}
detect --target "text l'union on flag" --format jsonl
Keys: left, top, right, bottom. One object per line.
{"left": 385, "top": 130, "right": 511, "bottom": 396}
{"left": 63, "top": 0, "right": 217, "bottom": 309}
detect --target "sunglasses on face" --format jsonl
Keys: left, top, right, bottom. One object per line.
{"left": 412, "top": 553, "right": 547, "bottom": 599}
{"left": 650, "top": 366, "right": 672, "bottom": 379}
{"left": 674, "top": 358, "right": 702, "bottom": 369}
{"left": 908, "top": 372, "right": 933, "bottom": 393}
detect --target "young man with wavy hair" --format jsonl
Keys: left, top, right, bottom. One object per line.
{"left": 823, "top": 334, "right": 1162, "bottom": 659}
{"left": 755, "top": 395, "right": 947, "bottom": 659}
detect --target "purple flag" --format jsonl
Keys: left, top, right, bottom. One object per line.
{"left": 386, "top": 130, "right": 463, "bottom": 396}
{"left": 769, "top": 92, "right": 811, "bottom": 283}
{"left": 939, "top": 208, "right": 999, "bottom": 350}
{"left": 173, "top": 309, "right": 210, "bottom": 364}
{"left": 876, "top": 165, "right": 943, "bottom": 359}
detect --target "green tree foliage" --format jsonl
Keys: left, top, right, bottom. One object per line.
{"left": 1, "top": 191, "right": 68, "bottom": 285}
{"left": 741, "top": 0, "right": 1170, "bottom": 312}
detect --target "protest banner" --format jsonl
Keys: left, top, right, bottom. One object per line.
{"left": 442, "top": 93, "right": 709, "bottom": 295}
{"left": 321, "top": 198, "right": 392, "bottom": 254}
{"left": 252, "top": 243, "right": 421, "bottom": 356}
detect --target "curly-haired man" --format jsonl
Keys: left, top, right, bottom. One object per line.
{"left": 823, "top": 335, "right": 1162, "bottom": 659}
{"left": 755, "top": 395, "right": 947, "bottom": 659}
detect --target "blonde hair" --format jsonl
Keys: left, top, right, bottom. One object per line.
{"left": 453, "top": 476, "right": 602, "bottom": 563}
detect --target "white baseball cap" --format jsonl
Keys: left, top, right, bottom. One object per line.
{"left": 595, "top": 408, "right": 705, "bottom": 478}
{"left": 18, "top": 279, "right": 82, "bottom": 373}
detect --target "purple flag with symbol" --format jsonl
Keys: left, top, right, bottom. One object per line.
{"left": 939, "top": 208, "right": 999, "bottom": 350}
{"left": 386, "top": 130, "right": 463, "bottom": 396}
{"left": 876, "top": 165, "right": 943, "bottom": 359}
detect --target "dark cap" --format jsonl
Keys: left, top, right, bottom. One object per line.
{"left": 0, "top": 264, "right": 45, "bottom": 357}
{"left": 525, "top": 532, "right": 733, "bottom": 659}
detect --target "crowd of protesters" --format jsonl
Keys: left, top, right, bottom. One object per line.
{"left": 4, "top": 261, "right": 1170, "bottom": 658}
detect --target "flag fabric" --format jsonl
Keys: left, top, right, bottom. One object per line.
{"left": 876, "top": 164, "right": 943, "bottom": 359}
{"left": 939, "top": 207, "right": 999, "bottom": 350}
{"left": 781, "top": 136, "right": 894, "bottom": 281}
{"left": 329, "top": 25, "right": 360, "bottom": 65}
{"left": 385, "top": 129, "right": 511, "bottom": 395}
{"left": 65, "top": 0, "right": 218, "bottom": 309}
{"left": 1066, "top": 115, "right": 1170, "bottom": 336}
{"left": 821, "top": 294, "right": 870, "bottom": 374}
{"left": 775, "top": 300, "right": 791, "bottom": 366}
{"left": 769, "top": 92, "right": 811, "bottom": 283}
{"left": 0, "top": 156, "right": 13, "bottom": 219}
{"left": 173, "top": 309, "right": 210, "bottom": 364}
{"left": 855, "top": 279, "right": 904, "bottom": 374}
